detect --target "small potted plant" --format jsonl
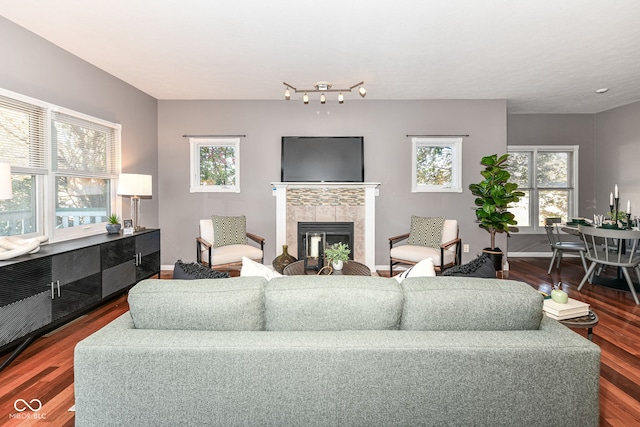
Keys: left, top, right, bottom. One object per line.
{"left": 105, "top": 214, "right": 121, "bottom": 234}
{"left": 325, "top": 242, "right": 350, "bottom": 271}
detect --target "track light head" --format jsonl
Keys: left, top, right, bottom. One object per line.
{"left": 284, "top": 88, "right": 290, "bottom": 100}
{"left": 303, "top": 93, "right": 309, "bottom": 104}
{"left": 358, "top": 86, "right": 367, "bottom": 98}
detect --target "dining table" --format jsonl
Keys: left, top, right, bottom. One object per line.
{"left": 562, "top": 221, "right": 640, "bottom": 294}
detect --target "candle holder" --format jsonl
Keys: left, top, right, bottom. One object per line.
{"left": 615, "top": 198, "right": 620, "bottom": 228}
{"left": 626, "top": 213, "right": 633, "bottom": 229}
{"left": 304, "top": 231, "right": 326, "bottom": 271}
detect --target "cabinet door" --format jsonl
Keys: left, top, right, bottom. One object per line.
{"left": 51, "top": 246, "right": 102, "bottom": 321}
{"left": 136, "top": 230, "right": 160, "bottom": 280}
{"left": 0, "top": 257, "right": 52, "bottom": 347}
{"left": 101, "top": 237, "right": 136, "bottom": 298}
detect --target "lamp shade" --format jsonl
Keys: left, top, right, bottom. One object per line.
{"left": 117, "top": 173, "right": 152, "bottom": 197}
{"left": 0, "top": 162, "right": 13, "bottom": 200}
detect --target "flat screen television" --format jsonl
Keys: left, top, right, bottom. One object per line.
{"left": 281, "top": 136, "right": 364, "bottom": 182}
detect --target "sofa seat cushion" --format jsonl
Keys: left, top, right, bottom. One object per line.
{"left": 401, "top": 277, "right": 543, "bottom": 331}
{"left": 266, "top": 276, "right": 403, "bottom": 331}
{"left": 390, "top": 244, "right": 456, "bottom": 266}
{"left": 128, "top": 277, "right": 267, "bottom": 331}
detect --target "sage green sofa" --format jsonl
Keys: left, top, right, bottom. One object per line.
{"left": 74, "top": 276, "right": 600, "bottom": 427}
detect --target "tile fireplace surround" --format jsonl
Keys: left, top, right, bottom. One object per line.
{"left": 272, "top": 182, "right": 380, "bottom": 270}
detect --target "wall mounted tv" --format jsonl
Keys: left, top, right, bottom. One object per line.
{"left": 281, "top": 136, "right": 364, "bottom": 182}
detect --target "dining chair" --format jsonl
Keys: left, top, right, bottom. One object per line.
{"left": 544, "top": 218, "right": 588, "bottom": 274}
{"left": 577, "top": 225, "right": 640, "bottom": 305}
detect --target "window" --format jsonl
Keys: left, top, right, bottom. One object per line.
{"left": 507, "top": 146, "right": 579, "bottom": 232}
{"left": 190, "top": 137, "right": 240, "bottom": 193}
{"left": 0, "top": 88, "right": 121, "bottom": 242}
{"left": 412, "top": 137, "right": 462, "bottom": 192}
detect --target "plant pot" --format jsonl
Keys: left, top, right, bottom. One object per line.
{"left": 331, "top": 260, "right": 344, "bottom": 271}
{"left": 482, "top": 247, "right": 503, "bottom": 272}
{"left": 272, "top": 245, "right": 297, "bottom": 274}
{"left": 105, "top": 224, "right": 121, "bottom": 234}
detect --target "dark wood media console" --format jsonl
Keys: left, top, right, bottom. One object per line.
{"left": 0, "top": 229, "right": 160, "bottom": 371}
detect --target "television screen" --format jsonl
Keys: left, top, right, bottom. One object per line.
{"left": 281, "top": 136, "right": 364, "bottom": 182}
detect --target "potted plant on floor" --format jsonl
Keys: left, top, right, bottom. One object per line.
{"left": 469, "top": 154, "right": 524, "bottom": 271}
{"left": 325, "top": 242, "right": 350, "bottom": 271}
{"left": 105, "top": 214, "right": 121, "bottom": 234}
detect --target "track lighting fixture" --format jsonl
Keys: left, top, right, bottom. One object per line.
{"left": 283, "top": 81, "right": 366, "bottom": 104}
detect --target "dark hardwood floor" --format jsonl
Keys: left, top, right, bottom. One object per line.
{"left": 1, "top": 259, "right": 639, "bottom": 426}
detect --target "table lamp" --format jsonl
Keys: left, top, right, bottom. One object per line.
{"left": 117, "top": 173, "right": 152, "bottom": 231}
{"left": 0, "top": 163, "right": 13, "bottom": 200}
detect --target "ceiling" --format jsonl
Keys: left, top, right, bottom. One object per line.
{"left": 1, "top": 0, "right": 639, "bottom": 113}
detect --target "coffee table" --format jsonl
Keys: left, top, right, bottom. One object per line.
{"left": 283, "top": 260, "right": 371, "bottom": 276}
{"left": 558, "top": 309, "right": 599, "bottom": 341}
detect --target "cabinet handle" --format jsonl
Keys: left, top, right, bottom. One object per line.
{"left": 51, "top": 281, "right": 54, "bottom": 299}
{"left": 57, "top": 280, "right": 60, "bottom": 297}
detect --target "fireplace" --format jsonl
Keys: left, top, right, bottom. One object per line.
{"left": 271, "top": 182, "right": 380, "bottom": 269}
{"left": 297, "top": 222, "right": 355, "bottom": 260}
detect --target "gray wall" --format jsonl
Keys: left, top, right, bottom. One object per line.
{"left": 0, "top": 17, "right": 159, "bottom": 228}
{"left": 507, "top": 114, "right": 596, "bottom": 253}
{"left": 595, "top": 101, "right": 640, "bottom": 218}
{"left": 158, "top": 99, "right": 507, "bottom": 267}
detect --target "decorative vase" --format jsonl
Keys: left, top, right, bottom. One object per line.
{"left": 332, "top": 260, "right": 344, "bottom": 271}
{"left": 272, "top": 245, "right": 297, "bottom": 274}
{"left": 105, "top": 223, "right": 121, "bottom": 234}
{"left": 551, "top": 289, "right": 569, "bottom": 304}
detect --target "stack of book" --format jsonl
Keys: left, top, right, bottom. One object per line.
{"left": 543, "top": 298, "right": 590, "bottom": 320}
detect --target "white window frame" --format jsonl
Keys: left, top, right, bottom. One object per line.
{"left": 411, "top": 137, "right": 463, "bottom": 193}
{"left": 508, "top": 145, "right": 579, "bottom": 233}
{"left": 189, "top": 137, "right": 240, "bottom": 193}
{"left": 0, "top": 87, "right": 121, "bottom": 243}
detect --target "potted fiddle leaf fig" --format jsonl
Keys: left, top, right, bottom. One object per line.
{"left": 325, "top": 242, "right": 350, "bottom": 271}
{"left": 105, "top": 214, "right": 121, "bottom": 234}
{"left": 469, "top": 154, "right": 524, "bottom": 271}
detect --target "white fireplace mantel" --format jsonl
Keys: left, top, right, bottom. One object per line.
{"left": 271, "top": 182, "right": 380, "bottom": 270}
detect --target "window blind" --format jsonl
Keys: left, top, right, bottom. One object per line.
{"left": 52, "top": 111, "right": 121, "bottom": 178}
{"left": 0, "top": 94, "right": 48, "bottom": 174}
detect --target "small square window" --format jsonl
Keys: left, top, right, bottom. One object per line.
{"left": 190, "top": 138, "right": 240, "bottom": 193}
{"left": 412, "top": 137, "right": 462, "bottom": 192}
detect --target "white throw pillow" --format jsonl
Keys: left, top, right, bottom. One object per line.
{"left": 394, "top": 258, "right": 436, "bottom": 283}
{"left": 241, "top": 256, "right": 283, "bottom": 280}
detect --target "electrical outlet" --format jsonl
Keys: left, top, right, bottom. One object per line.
{"left": 463, "top": 244, "right": 470, "bottom": 253}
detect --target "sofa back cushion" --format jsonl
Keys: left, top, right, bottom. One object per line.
{"left": 401, "top": 277, "right": 543, "bottom": 331}
{"left": 265, "top": 276, "right": 403, "bottom": 331}
{"left": 128, "top": 277, "right": 266, "bottom": 331}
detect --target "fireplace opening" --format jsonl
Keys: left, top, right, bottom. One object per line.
{"left": 297, "top": 222, "right": 354, "bottom": 260}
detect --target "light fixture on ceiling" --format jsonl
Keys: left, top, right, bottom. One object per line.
{"left": 283, "top": 81, "right": 366, "bottom": 104}
{"left": 595, "top": 88, "right": 609, "bottom": 94}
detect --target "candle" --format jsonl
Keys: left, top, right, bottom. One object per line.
{"left": 310, "top": 236, "right": 320, "bottom": 258}
{"left": 627, "top": 200, "right": 631, "bottom": 214}
{"left": 610, "top": 192, "right": 614, "bottom": 205}
{"left": 615, "top": 184, "right": 619, "bottom": 199}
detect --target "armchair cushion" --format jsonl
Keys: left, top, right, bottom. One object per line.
{"left": 407, "top": 216, "right": 445, "bottom": 248}
{"left": 212, "top": 215, "right": 248, "bottom": 247}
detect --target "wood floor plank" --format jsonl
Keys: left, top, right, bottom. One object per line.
{"left": 1, "top": 262, "right": 639, "bottom": 425}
